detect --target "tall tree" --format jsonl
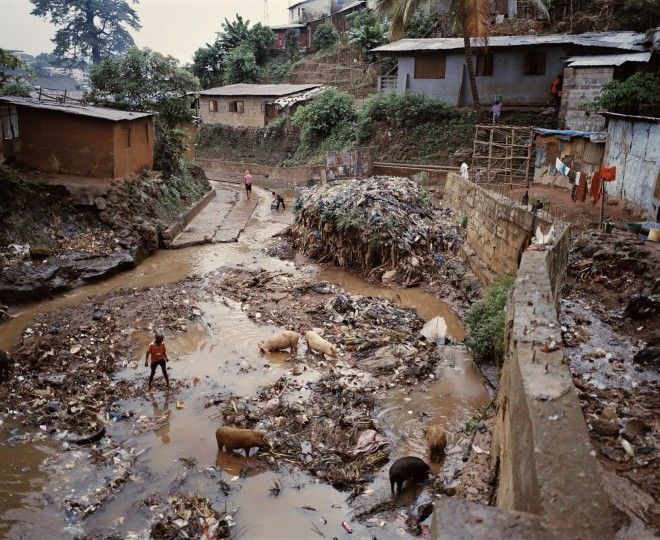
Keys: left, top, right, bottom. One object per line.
{"left": 192, "top": 42, "right": 225, "bottom": 89}
{"left": 378, "top": 0, "right": 490, "bottom": 106}
{"left": 30, "top": 0, "right": 141, "bottom": 64}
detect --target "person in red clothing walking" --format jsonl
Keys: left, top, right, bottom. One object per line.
{"left": 145, "top": 332, "right": 170, "bottom": 390}
{"left": 244, "top": 169, "right": 253, "bottom": 199}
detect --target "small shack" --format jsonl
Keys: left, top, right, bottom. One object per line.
{"left": 0, "top": 96, "right": 154, "bottom": 179}
{"left": 602, "top": 112, "right": 660, "bottom": 219}
{"left": 533, "top": 128, "right": 606, "bottom": 188}
{"left": 559, "top": 52, "right": 652, "bottom": 131}
{"left": 196, "top": 84, "right": 323, "bottom": 128}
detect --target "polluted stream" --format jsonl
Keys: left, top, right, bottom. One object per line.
{"left": 0, "top": 186, "right": 490, "bottom": 538}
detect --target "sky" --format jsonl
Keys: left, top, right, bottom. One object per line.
{"left": 0, "top": 0, "right": 291, "bottom": 63}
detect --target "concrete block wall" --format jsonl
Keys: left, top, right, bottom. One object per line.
{"left": 560, "top": 66, "right": 612, "bottom": 131}
{"left": 491, "top": 227, "right": 613, "bottom": 538}
{"left": 444, "top": 173, "right": 545, "bottom": 279}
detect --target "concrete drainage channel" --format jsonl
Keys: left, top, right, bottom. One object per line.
{"left": 437, "top": 173, "right": 613, "bottom": 538}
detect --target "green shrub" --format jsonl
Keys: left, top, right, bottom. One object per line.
{"left": 0, "top": 80, "right": 33, "bottom": 97}
{"left": 465, "top": 276, "right": 514, "bottom": 364}
{"left": 292, "top": 88, "right": 356, "bottom": 143}
{"left": 346, "top": 13, "right": 388, "bottom": 61}
{"left": 264, "top": 116, "right": 288, "bottom": 138}
{"left": 593, "top": 72, "right": 660, "bottom": 115}
{"left": 355, "top": 92, "right": 455, "bottom": 140}
{"left": 223, "top": 43, "right": 258, "bottom": 84}
{"left": 405, "top": 10, "right": 451, "bottom": 38}
{"left": 313, "top": 24, "right": 339, "bottom": 51}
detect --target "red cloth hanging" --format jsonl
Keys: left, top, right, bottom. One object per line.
{"left": 591, "top": 165, "right": 616, "bottom": 205}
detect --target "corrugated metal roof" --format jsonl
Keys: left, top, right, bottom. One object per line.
{"left": 535, "top": 127, "right": 607, "bottom": 142}
{"left": 198, "top": 83, "right": 322, "bottom": 97}
{"left": 371, "top": 31, "right": 647, "bottom": 53}
{"left": 270, "top": 23, "right": 307, "bottom": 30}
{"left": 0, "top": 96, "right": 154, "bottom": 121}
{"left": 289, "top": 0, "right": 323, "bottom": 10}
{"left": 566, "top": 51, "right": 651, "bottom": 67}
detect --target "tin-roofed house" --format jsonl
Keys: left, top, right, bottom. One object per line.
{"left": 195, "top": 84, "right": 323, "bottom": 128}
{"left": 0, "top": 96, "right": 154, "bottom": 178}
{"left": 371, "top": 32, "right": 648, "bottom": 107}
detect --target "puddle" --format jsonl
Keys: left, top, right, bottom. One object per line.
{"left": 0, "top": 185, "right": 485, "bottom": 538}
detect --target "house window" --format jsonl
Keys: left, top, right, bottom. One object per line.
{"left": 523, "top": 50, "right": 546, "bottom": 76}
{"left": 228, "top": 100, "right": 245, "bottom": 113}
{"left": 209, "top": 100, "right": 218, "bottom": 112}
{"left": 414, "top": 54, "right": 445, "bottom": 79}
{"left": 476, "top": 52, "right": 494, "bottom": 77}
{"left": 0, "top": 106, "right": 19, "bottom": 139}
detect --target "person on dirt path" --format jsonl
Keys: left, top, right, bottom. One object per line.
{"left": 145, "top": 332, "right": 170, "bottom": 390}
{"left": 271, "top": 190, "right": 285, "bottom": 211}
{"left": 0, "top": 349, "right": 10, "bottom": 381}
{"left": 244, "top": 170, "right": 253, "bottom": 199}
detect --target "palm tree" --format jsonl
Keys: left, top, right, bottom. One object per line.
{"left": 378, "top": 0, "right": 489, "bottom": 106}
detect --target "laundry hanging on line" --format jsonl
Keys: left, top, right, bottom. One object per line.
{"left": 555, "top": 157, "right": 570, "bottom": 177}
{"left": 590, "top": 165, "right": 616, "bottom": 205}
{"left": 575, "top": 171, "right": 588, "bottom": 203}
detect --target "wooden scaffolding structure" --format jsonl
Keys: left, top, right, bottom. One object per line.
{"left": 471, "top": 125, "right": 534, "bottom": 185}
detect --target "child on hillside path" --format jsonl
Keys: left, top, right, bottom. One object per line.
{"left": 145, "top": 332, "right": 170, "bottom": 390}
{"left": 490, "top": 100, "right": 502, "bottom": 123}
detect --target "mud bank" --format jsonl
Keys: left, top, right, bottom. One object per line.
{"left": 0, "top": 165, "right": 211, "bottom": 304}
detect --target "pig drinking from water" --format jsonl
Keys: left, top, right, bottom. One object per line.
{"left": 215, "top": 426, "right": 267, "bottom": 456}
{"left": 389, "top": 456, "right": 430, "bottom": 494}
{"left": 258, "top": 330, "right": 300, "bottom": 353}
{"left": 427, "top": 425, "right": 447, "bottom": 460}
{"left": 304, "top": 331, "right": 337, "bottom": 358}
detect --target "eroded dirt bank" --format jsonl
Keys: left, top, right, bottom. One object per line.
{"left": 0, "top": 164, "right": 210, "bottom": 305}
{"left": 0, "top": 187, "right": 491, "bottom": 539}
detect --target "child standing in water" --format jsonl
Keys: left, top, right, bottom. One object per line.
{"left": 145, "top": 332, "right": 170, "bottom": 390}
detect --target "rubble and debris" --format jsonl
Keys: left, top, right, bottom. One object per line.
{"left": 146, "top": 493, "right": 231, "bottom": 539}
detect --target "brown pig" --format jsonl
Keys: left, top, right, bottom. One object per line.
{"left": 215, "top": 426, "right": 268, "bottom": 456}
{"left": 258, "top": 330, "right": 300, "bottom": 353}
{"left": 427, "top": 425, "right": 447, "bottom": 460}
{"left": 304, "top": 331, "right": 337, "bottom": 358}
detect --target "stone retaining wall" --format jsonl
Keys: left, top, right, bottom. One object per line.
{"left": 196, "top": 158, "right": 323, "bottom": 185}
{"left": 443, "top": 172, "right": 612, "bottom": 537}
{"left": 491, "top": 227, "right": 613, "bottom": 538}
{"left": 443, "top": 173, "right": 554, "bottom": 283}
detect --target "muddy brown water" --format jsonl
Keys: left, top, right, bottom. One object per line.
{"left": 0, "top": 186, "right": 488, "bottom": 538}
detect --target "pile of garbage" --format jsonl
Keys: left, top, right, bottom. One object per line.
{"left": 218, "top": 372, "right": 389, "bottom": 492}
{"left": 291, "top": 177, "right": 457, "bottom": 285}
{"left": 147, "top": 493, "right": 231, "bottom": 539}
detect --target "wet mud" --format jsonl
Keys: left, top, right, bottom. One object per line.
{"left": 0, "top": 186, "right": 490, "bottom": 538}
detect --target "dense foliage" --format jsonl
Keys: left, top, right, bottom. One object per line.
{"left": 89, "top": 47, "right": 199, "bottom": 127}
{"left": 313, "top": 24, "right": 340, "bottom": 51}
{"left": 223, "top": 44, "right": 259, "bottom": 84}
{"left": 593, "top": 72, "right": 660, "bottom": 115}
{"left": 346, "top": 11, "right": 388, "bottom": 60}
{"left": 405, "top": 9, "right": 451, "bottom": 38}
{"left": 218, "top": 15, "right": 275, "bottom": 64}
{"left": 292, "top": 88, "right": 356, "bottom": 143}
{"left": 465, "top": 276, "right": 514, "bottom": 364}
{"left": 0, "top": 49, "right": 24, "bottom": 82}
{"left": 356, "top": 92, "right": 455, "bottom": 139}
{"left": 191, "top": 42, "right": 225, "bottom": 88}
{"left": 29, "top": 0, "right": 140, "bottom": 64}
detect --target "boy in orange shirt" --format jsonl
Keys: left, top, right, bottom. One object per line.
{"left": 145, "top": 332, "right": 170, "bottom": 390}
